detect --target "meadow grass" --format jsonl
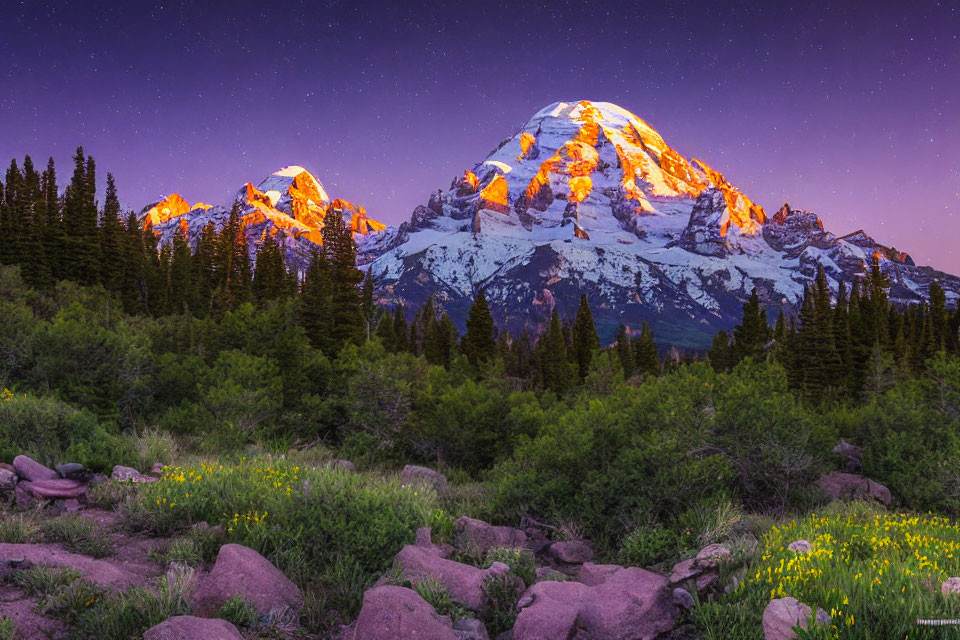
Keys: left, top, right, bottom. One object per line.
{"left": 694, "top": 501, "right": 960, "bottom": 639}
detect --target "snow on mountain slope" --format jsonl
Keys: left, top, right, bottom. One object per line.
{"left": 140, "top": 166, "right": 387, "bottom": 270}
{"left": 361, "top": 100, "right": 960, "bottom": 348}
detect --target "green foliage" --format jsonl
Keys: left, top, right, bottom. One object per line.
{"left": 618, "top": 523, "right": 676, "bottom": 567}
{"left": 9, "top": 565, "right": 82, "bottom": 599}
{"left": 481, "top": 572, "right": 524, "bottom": 636}
{"left": 38, "top": 515, "right": 112, "bottom": 558}
{"left": 484, "top": 547, "right": 536, "bottom": 586}
{"left": 0, "top": 617, "right": 14, "bottom": 640}
{"left": 413, "top": 578, "right": 471, "bottom": 622}
{"left": 0, "top": 514, "right": 38, "bottom": 543}
{"left": 0, "top": 392, "right": 129, "bottom": 471}
{"left": 218, "top": 595, "right": 259, "bottom": 629}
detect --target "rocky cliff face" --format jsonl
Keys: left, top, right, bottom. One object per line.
{"left": 359, "top": 100, "right": 960, "bottom": 347}
{"left": 140, "top": 166, "right": 386, "bottom": 271}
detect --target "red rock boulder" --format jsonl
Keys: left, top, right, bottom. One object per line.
{"left": 190, "top": 543, "right": 302, "bottom": 618}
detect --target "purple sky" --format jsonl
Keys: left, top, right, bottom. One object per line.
{"left": 2, "top": 1, "right": 958, "bottom": 273}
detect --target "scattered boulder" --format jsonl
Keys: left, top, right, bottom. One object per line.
{"left": 788, "top": 539, "right": 812, "bottom": 554}
{"left": 672, "top": 587, "right": 695, "bottom": 610}
{"left": 348, "top": 585, "right": 457, "bottom": 640}
{"left": 148, "top": 462, "right": 167, "bottom": 475}
{"left": 762, "top": 597, "right": 830, "bottom": 640}
{"left": 548, "top": 540, "right": 594, "bottom": 564}
{"left": 13, "top": 455, "right": 58, "bottom": 482}
{"left": 0, "top": 543, "right": 138, "bottom": 588}
{"left": 400, "top": 465, "right": 447, "bottom": 494}
{"left": 191, "top": 543, "right": 302, "bottom": 618}
{"left": 534, "top": 566, "right": 567, "bottom": 583}
{"left": 111, "top": 465, "right": 142, "bottom": 482}
{"left": 454, "top": 618, "right": 490, "bottom": 640}
{"left": 832, "top": 438, "right": 862, "bottom": 471}
{"left": 815, "top": 471, "right": 891, "bottom": 506}
{"left": 455, "top": 516, "right": 528, "bottom": 554}
{"left": 143, "top": 615, "right": 244, "bottom": 640}
{"left": 327, "top": 459, "right": 356, "bottom": 472}
{"left": 14, "top": 483, "right": 37, "bottom": 509}
{"left": 393, "top": 544, "right": 512, "bottom": 611}
{"left": 56, "top": 463, "right": 87, "bottom": 480}
{"left": 17, "top": 478, "right": 87, "bottom": 501}
{"left": 0, "top": 467, "right": 17, "bottom": 490}
{"left": 942, "top": 577, "right": 960, "bottom": 596}
{"left": 669, "top": 543, "right": 731, "bottom": 592}
{"left": 514, "top": 563, "right": 677, "bottom": 640}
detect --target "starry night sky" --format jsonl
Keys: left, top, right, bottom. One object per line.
{"left": 2, "top": 1, "right": 958, "bottom": 272}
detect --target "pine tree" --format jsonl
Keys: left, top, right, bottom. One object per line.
{"left": 615, "top": 324, "right": 634, "bottom": 379}
{"left": 41, "top": 158, "right": 64, "bottom": 281}
{"left": 436, "top": 313, "right": 459, "bottom": 368}
{"left": 709, "top": 330, "right": 733, "bottom": 372}
{"left": 252, "top": 233, "right": 289, "bottom": 304}
{"left": 633, "top": 321, "right": 658, "bottom": 377}
{"left": 731, "top": 288, "right": 769, "bottom": 364}
{"left": 461, "top": 290, "right": 496, "bottom": 365}
{"left": 572, "top": 294, "right": 599, "bottom": 381}
{"left": 538, "top": 310, "right": 573, "bottom": 395}
{"left": 360, "top": 270, "right": 379, "bottom": 341}
{"left": 166, "top": 227, "right": 193, "bottom": 314}
{"left": 99, "top": 173, "right": 124, "bottom": 292}
{"left": 323, "top": 209, "right": 363, "bottom": 351}
{"left": 300, "top": 248, "right": 333, "bottom": 354}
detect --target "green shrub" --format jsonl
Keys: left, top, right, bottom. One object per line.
{"left": 9, "top": 566, "right": 82, "bottom": 599}
{"left": 0, "top": 393, "right": 130, "bottom": 472}
{"left": 0, "top": 617, "right": 14, "bottom": 640}
{"left": 124, "top": 455, "right": 442, "bottom": 617}
{"left": 413, "top": 578, "right": 471, "bottom": 622}
{"left": 218, "top": 595, "right": 258, "bottom": 629}
{"left": 38, "top": 578, "right": 107, "bottom": 622}
{"left": 481, "top": 572, "right": 524, "bottom": 636}
{"left": 39, "top": 516, "right": 112, "bottom": 558}
{"left": 484, "top": 547, "right": 536, "bottom": 587}
{"left": 0, "top": 514, "right": 37, "bottom": 543}
{"left": 618, "top": 523, "right": 675, "bottom": 567}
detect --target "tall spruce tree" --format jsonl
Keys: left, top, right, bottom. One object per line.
{"left": 633, "top": 321, "right": 658, "bottom": 377}
{"left": 732, "top": 288, "right": 769, "bottom": 364}
{"left": 538, "top": 310, "right": 574, "bottom": 395}
{"left": 572, "top": 294, "right": 600, "bottom": 381}
{"left": 461, "top": 290, "right": 496, "bottom": 365}
{"left": 615, "top": 324, "right": 634, "bottom": 379}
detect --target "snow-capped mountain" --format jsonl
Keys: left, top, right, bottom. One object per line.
{"left": 361, "top": 100, "right": 960, "bottom": 347}
{"left": 140, "top": 166, "right": 386, "bottom": 271}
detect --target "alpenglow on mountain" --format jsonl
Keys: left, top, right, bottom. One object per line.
{"left": 141, "top": 100, "right": 959, "bottom": 347}
{"left": 361, "top": 100, "right": 960, "bottom": 346}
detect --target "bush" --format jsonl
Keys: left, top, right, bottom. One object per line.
{"left": 39, "top": 516, "right": 112, "bottom": 558}
{"left": 618, "top": 523, "right": 676, "bottom": 567}
{"left": 124, "top": 455, "right": 443, "bottom": 617}
{"left": 484, "top": 547, "right": 536, "bottom": 587}
{"left": 218, "top": 595, "right": 258, "bottom": 629}
{"left": 413, "top": 578, "right": 471, "bottom": 622}
{"left": 0, "top": 617, "right": 13, "bottom": 640}
{"left": 0, "top": 392, "right": 130, "bottom": 472}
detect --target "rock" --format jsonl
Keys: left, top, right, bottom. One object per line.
{"left": 548, "top": 540, "right": 594, "bottom": 564}
{"left": 111, "top": 465, "right": 142, "bottom": 482}
{"left": 393, "top": 544, "right": 512, "bottom": 612}
{"left": 348, "top": 585, "right": 457, "bottom": 640}
{"left": 149, "top": 462, "right": 167, "bottom": 475}
{"left": 672, "top": 587, "right": 695, "bottom": 610}
{"left": 18, "top": 478, "right": 87, "bottom": 500}
{"left": 13, "top": 455, "right": 58, "bottom": 482}
{"left": 762, "top": 597, "right": 830, "bottom": 640}
{"left": 0, "top": 543, "right": 139, "bottom": 588}
{"left": 454, "top": 618, "right": 490, "bottom": 640}
{"left": 56, "top": 463, "right": 87, "bottom": 480}
{"left": 788, "top": 539, "right": 812, "bottom": 554}
{"left": 534, "top": 566, "right": 567, "bottom": 583}
{"left": 815, "top": 471, "right": 891, "bottom": 505}
{"left": 400, "top": 465, "right": 448, "bottom": 494}
{"left": 191, "top": 543, "right": 302, "bottom": 618}
{"left": 328, "top": 459, "right": 356, "bottom": 472}
{"left": 832, "top": 438, "right": 863, "bottom": 471}
{"left": 514, "top": 563, "right": 677, "bottom": 640}
{"left": 0, "top": 468, "right": 17, "bottom": 490}
{"left": 454, "top": 517, "right": 528, "bottom": 554}
{"left": 415, "top": 527, "right": 454, "bottom": 558}
{"left": 14, "top": 484, "right": 36, "bottom": 509}
{"left": 669, "top": 543, "right": 731, "bottom": 589}
{"left": 0, "top": 462, "right": 14, "bottom": 474}
{"left": 942, "top": 577, "right": 960, "bottom": 596}
{"left": 143, "top": 615, "right": 244, "bottom": 640}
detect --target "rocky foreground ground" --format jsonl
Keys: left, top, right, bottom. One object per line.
{"left": 0, "top": 450, "right": 909, "bottom": 640}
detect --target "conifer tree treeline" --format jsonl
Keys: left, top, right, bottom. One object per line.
{"left": 710, "top": 259, "right": 960, "bottom": 399}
